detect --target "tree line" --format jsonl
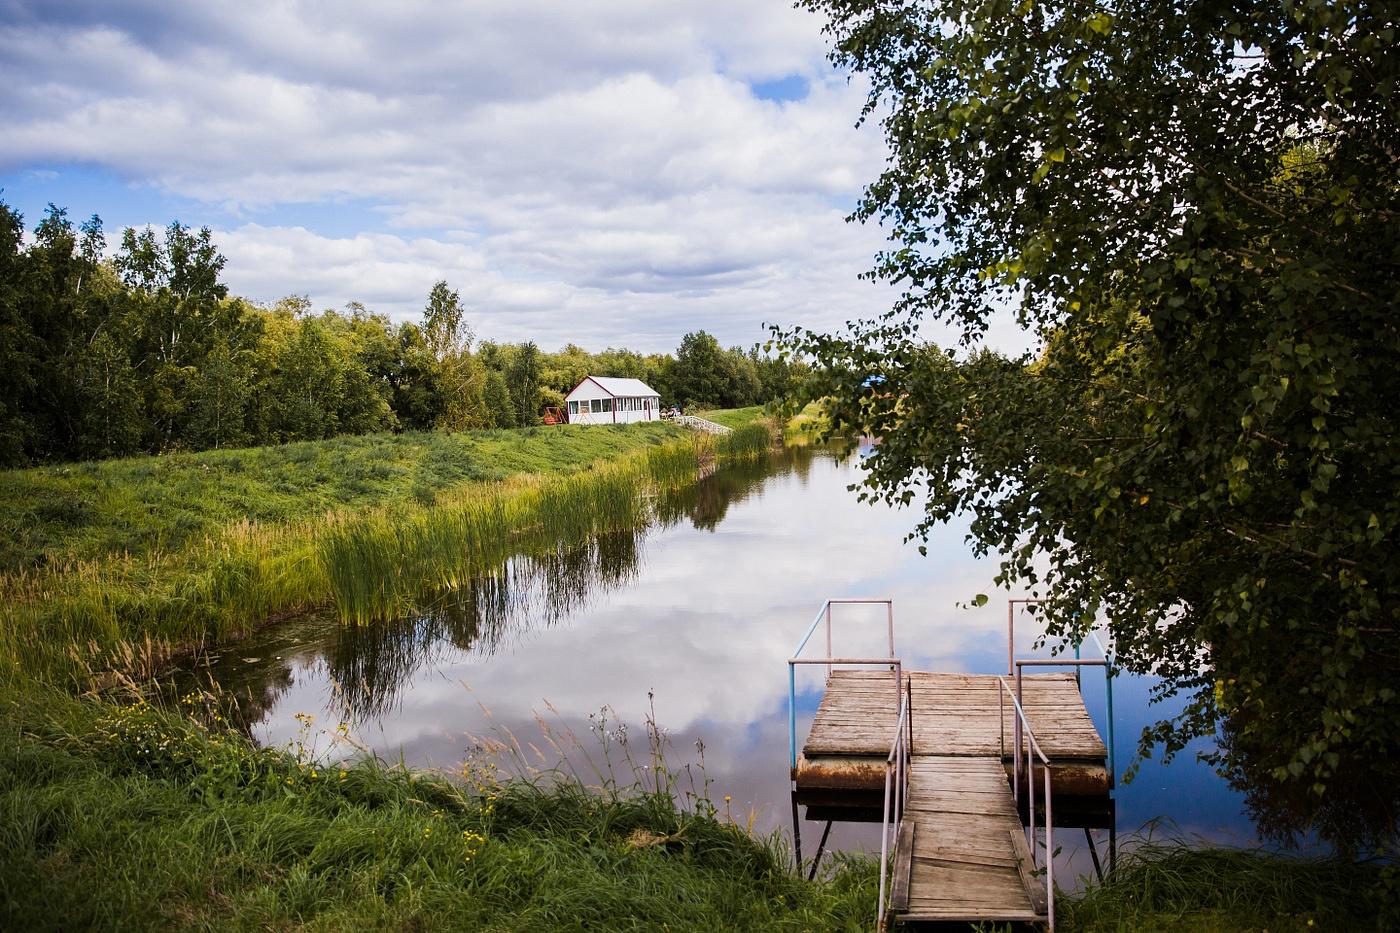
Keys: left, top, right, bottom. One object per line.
{"left": 0, "top": 201, "right": 802, "bottom": 467}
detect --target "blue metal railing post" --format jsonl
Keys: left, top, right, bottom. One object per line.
{"left": 788, "top": 662, "right": 798, "bottom": 771}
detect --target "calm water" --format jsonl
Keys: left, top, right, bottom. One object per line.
{"left": 173, "top": 444, "right": 1260, "bottom": 881}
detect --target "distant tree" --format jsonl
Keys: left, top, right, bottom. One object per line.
{"left": 422, "top": 280, "right": 470, "bottom": 361}
{"left": 387, "top": 322, "right": 442, "bottom": 431}
{"left": 669, "top": 331, "right": 729, "bottom": 408}
{"left": 74, "top": 330, "right": 145, "bottom": 458}
{"left": 186, "top": 339, "right": 251, "bottom": 450}
{"left": 267, "top": 316, "right": 343, "bottom": 441}
{"left": 116, "top": 222, "right": 230, "bottom": 448}
{"left": 540, "top": 343, "right": 591, "bottom": 397}
{"left": 421, "top": 281, "right": 488, "bottom": 430}
{"left": 508, "top": 341, "right": 543, "bottom": 425}
{"left": 723, "top": 345, "right": 761, "bottom": 407}
{"left": 0, "top": 202, "right": 37, "bottom": 465}
{"left": 751, "top": 345, "right": 805, "bottom": 404}
{"left": 482, "top": 368, "right": 516, "bottom": 428}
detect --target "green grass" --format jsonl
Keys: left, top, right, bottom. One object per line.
{"left": 1060, "top": 837, "right": 1397, "bottom": 932}
{"left": 0, "top": 423, "right": 685, "bottom": 572}
{"left": 0, "top": 686, "right": 877, "bottom": 932}
{"left": 718, "top": 422, "right": 775, "bottom": 461}
{"left": 0, "top": 424, "right": 698, "bottom": 687}
{"left": 0, "top": 422, "right": 777, "bottom": 686}
{"left": 317, "top": 445, "right": 693, "bottom": 625}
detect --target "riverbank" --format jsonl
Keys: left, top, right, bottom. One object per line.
{"left": 0, "top": 684, "right": 875, "bottom": 931}
{"left": 0, "top": 413, "right": 891, "bottom": 931}
{"left": 3, "top": 684, "right": 1390, "bottom": 932}
{"left": 1061, "top": 840, "right": 1394, "bottom": 931}
{"left": 2, "top": 414, "right": 1390, "bottom": 930}
{"left": 0, "top": 416, "right": 773, "bottom": 690}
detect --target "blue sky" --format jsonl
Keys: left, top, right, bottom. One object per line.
{"left": 0, "top": 1, "right": 1028, "bottom": 355}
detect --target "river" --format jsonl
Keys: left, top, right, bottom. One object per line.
{"left": 168, "top": 442, "right": 1262, "bottom": 882}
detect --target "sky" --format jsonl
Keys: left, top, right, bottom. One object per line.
{"left": 0, "top": 1, "right": 1030, "bottom": 355}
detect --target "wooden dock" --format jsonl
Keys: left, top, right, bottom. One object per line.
{"left": 792, "top": 668, "right": 1113, "bottom": 929}
{"left": 891, "top": 757, "right": 1046, "bottom": 924}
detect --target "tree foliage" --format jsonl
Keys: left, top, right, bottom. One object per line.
{"left": 786, "top": 0, "right": 1400, "bottom": 847}
{"left": 0, "top": 202, "right": 801, "bottom": 465}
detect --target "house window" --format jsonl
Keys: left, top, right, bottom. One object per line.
{"left": 568, "top": 400, "right": 579, "bottom": 414}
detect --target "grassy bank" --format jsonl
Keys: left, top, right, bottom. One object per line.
{"left": 1061, "top": 839, "right": 1396, "bottom": 931}
{"left": 0, "top": 421, "right": 786, "bottom": 689}
{"left": 0, "top": 687, "right": 875, "bottom": 931}
{"left": 1, "top": 423, "right": 687, "bottom": 572}
{"left": 0, "top": 413, "right": 884, "bottom": 930}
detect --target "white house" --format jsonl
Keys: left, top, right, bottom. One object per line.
{"left": 565, "top": 376, "right": 662, "bottom": 425}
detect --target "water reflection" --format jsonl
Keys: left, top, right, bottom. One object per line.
{"left": 169, "top": 442, "right": 1262, "bottom": 876}
{"left": 329, "top": 529, "right": 645, "bottom": 720}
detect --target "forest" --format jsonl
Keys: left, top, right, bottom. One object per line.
{"left": 0, "top": 201, "right": 801, "bottom": 467}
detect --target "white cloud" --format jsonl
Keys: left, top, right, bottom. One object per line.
{"left": 1, "top": 1, "right": 1035, "bottom": 355}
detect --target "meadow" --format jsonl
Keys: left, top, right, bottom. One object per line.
{"left": 1, "top": 423, "right": 689, "bottom": 572}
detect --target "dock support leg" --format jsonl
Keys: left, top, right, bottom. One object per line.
{"left": 1109, "top": 815, "right": 1118, "bottom": 875}
{"left": 790, "top": 790, "right": 803, "bottom": 869}
{"left": 1084, "top": 827, "right": 1103, "bottom": 883}
{"left": 807, "top": 821, "right": 834, "bottom": 881}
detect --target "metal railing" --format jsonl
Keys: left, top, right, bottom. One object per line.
{"left": 1076, "top": 630, "right": 1117, "bottom": 788}
{"left": 998, "top": 676, "right": 1056, "bottom": 932}
{"left": 877, "top": 677, "right": 912, "bottom": 929}
{"left": 787, "top": 598, "right": 897, "bottom": 772}
{"left": 1007, "top": 600, "right": 1118, "bottom": 788}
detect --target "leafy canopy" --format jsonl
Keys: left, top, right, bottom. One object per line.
{"left": 784, "top": 0, "right": 1399, "bottom": 847}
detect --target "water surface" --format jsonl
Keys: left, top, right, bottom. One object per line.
{"left": 174, "top": 445, "right": 1260, "bottom": 879}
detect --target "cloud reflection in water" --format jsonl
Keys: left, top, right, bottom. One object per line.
{"left": 174, "top": 444, "right": 1257, "bottom": 870}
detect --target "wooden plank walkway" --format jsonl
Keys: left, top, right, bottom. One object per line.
{"left": 804, "top": 669, "right": 1105, "bottom": 761}
{"left": 893, "top": 757, "right": 1045, "bottom": 923}
{"left": 795, "top": 668, "right": 1113, "bottom": 927}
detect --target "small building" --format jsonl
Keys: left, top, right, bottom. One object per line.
{"left": 565, "top": 376, "right": 662, "bottom": 424}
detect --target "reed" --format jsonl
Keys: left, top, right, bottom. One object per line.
{"left": 718, "top": 422, "right": 775, "bottom": 461}
{"left": 319, "top": 437, "right": 717, "bottom": 626}
{"left": 0, "top": 421, "right": 774, "bottom": 687}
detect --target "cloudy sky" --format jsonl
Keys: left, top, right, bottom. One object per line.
{"left": 1, "top": 1, "right": 1025, "bottom": 355}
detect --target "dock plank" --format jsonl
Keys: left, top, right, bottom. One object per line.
{"left": 804, "top": 669, "right": 1106, "bottom": 760}
{"left": 895, "top": 757, "right": 1043, "bottom": 924}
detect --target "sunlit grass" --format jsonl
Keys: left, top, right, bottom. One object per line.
{"left": 0, "top": 423, "right": 686, "bottom": 573}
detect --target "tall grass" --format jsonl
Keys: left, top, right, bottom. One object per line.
{"left": 719, "top": 422, "right": 776, "bottom": 461}
{"left": 0, "top": 425, "right": 773, "bottom": 687}
{"left": 318, "top": 437, "right": 714, "bottom": 625}
{"left": 0, "top": 422, "right": 685, "bottom": 573}
{"left": 1060, "top": 831, "right": 1397, "bottom": 932}
{"left": 0, "top": 685, "right": 878, "bottom": 931}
